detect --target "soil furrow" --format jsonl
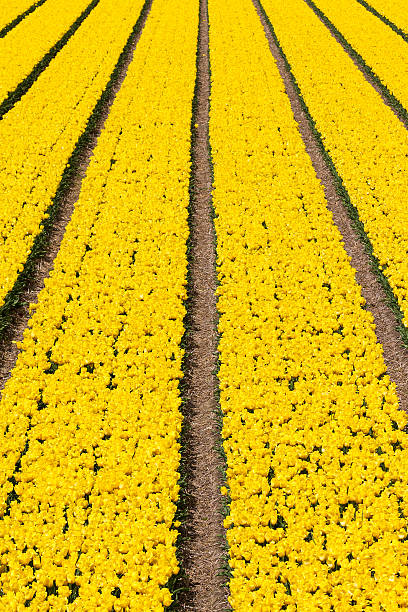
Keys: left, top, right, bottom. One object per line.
{"left": 177, "top": 0, "right": 229, "bottom": 609}
{"left": 302, "top": 0, "right": 408, "bottom": 129}
{"left": 0, "top": 0, "right": 153, "bottom": 395}
{"left": 355, "top": 0, "right": 408, "bottom": 43}
{"left": 0, "top": 0, "right": 100, "bottom": 120}
{"left": 253, "top": 0, "right": 408, "bottom": 413}
{"left": 0, "top": 0, "right": 48, "bottom": 38}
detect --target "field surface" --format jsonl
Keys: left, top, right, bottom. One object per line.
{"left": 0, "top": 0, "right": 408, "bottom": 610}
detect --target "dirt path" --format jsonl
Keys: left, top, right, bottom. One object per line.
{"left": 177, "top": 0, "right": 230, "bottom": 609}
{"left": 0, "top": 0, "right": 153, "bottom": 395}
{"left": 253, "top": 0, "right": 408, "bottom": 414}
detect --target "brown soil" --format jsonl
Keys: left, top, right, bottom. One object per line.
{"left": 253, "top": 0, "right": 408, "bottom": 413}
{"left": 0, "top": 0, "right": 153, "bottom": 397}
{"left": 177, "top": 0, "right": 230, "bottom": 610}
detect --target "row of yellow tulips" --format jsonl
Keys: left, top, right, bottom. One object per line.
{"left": 0, "top": 0, "right": 94, "bottom": 107}
{"left": 0, "top": 0, "right": 38, "bottom": 33}
{"left": 209, "top": 0, "right": 408, "bottom": 608}
{"left": 0, "top": 0, "right": 198, "bottom": 606}
{"left": 0, "top": 0, "right": 146, "bottom": 316}
{"left": 365, "top": 0, "right": 408, "bottom": 35}
{"left": 261, "top": 0, "right": 408, "bottom": 330}
{"left": 310, "top": 0, "right": 408, "bottom": 111}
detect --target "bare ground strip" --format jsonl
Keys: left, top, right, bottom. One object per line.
{"left": 0, "top": 0, "right": 154, "bottom": 395}
{"left": 177, "top": 0, "right": 229, "bottom": 609}
{"left": 252, "top": 0, "right": 408, "bottom": 414}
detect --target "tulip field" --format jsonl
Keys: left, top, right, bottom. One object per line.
{"left": 1, "top": 0, "right": 408, "bottom": 609}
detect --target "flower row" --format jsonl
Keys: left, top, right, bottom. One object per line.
{"left": 0, "top": 0, "right": 198, "bottom": 606}
{"left": 209, "top": 0, "right": 408, "bottom": 608}
{"left": 365, "top": 0, "right": 408, "bottom": 35}
{"left": 261, "top": 0, "right": 408, "bottom": 328}
{"left": 0, "top": 0, "right": 93, "bottom": 106}
{"left": 311, "top": 0, "right": 408, "bottom": 112}
{"left": 0, "top": 0, "right": 146, "bottom": 312}
{"left": 0, "top": 0, "right": 37, "bottom": 32}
